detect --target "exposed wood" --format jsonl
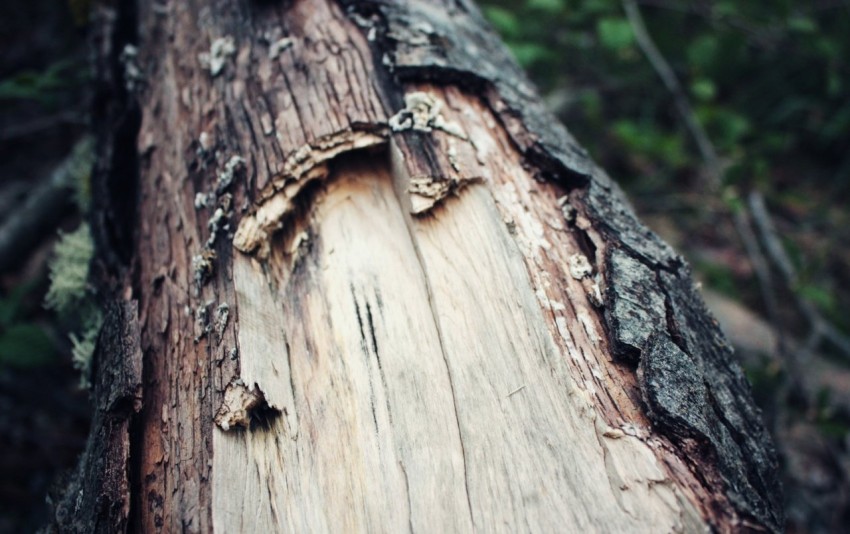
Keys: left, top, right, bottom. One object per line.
{"left": 51, "top": 0, "right": 784, "bottom": 532}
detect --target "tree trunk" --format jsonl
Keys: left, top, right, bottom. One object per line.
{"left": 50, "top": 1, "right": 783, "bottom": 532}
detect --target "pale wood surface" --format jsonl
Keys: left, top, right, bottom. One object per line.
{"left": 215, "top": 152, "right": 703, "bottom": 532}
{"left": 58, "top": 0, "right": 779, "bottom": 531}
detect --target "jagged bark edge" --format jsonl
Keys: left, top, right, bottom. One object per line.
{"left": 338, "top": 1, "right": 783, "bottom": 530}
{"left": 47, "top": 301, "right": 142, "bottom": 534}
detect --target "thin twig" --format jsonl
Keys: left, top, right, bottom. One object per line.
{"left": 747, "top": 192, "right": 796, "bottom": 283}
{"left": 0, "top": 138, "right": 91, "bottom": 273}
{"left": 623, "top": 0, "right": 785, "bottom": 346}
{"left": 632, "top": 0, "right": 784, "bottom": 48}
{"left": 731, "top": 206, "right": 788, "bottom": 359}
{"left": 748, "top": 191, "right": 850, "bottom": 360}
{"left": 623, "top": 0, "right": 722, "bottom": 186}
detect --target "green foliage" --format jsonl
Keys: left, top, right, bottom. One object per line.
{"left": 695, "top": 260, "right": 739, "bottom": 298}
{"left": 596, "top": 18, "right": 633, "bottom": 50}
{"left": 481, "top": 0, "right": 850, "bottom": 352}
{"left": 612, "top": 119, "right": 687, "bottom": 169}
{"left": 0, "top": 325, "right": 55, "bottom": 367}
{"left": 0, "top": 283, "right": 56, "bottom": 368}
{"left": 479, "top": 0, "right": 850, "bottom": 192}
{"left": 0, "top": 59, "right": 88, "bottom": 107}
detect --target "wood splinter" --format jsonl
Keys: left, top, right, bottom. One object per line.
{"left": 214, "top": 379, "right": 276, "bottom": 431}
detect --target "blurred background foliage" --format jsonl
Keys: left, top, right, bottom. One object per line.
{"left": 0, "top": 0, "right": 848, "bottom": 532}
{"left": 479, "top": 0, "right": 850, "bottom": 531}
{"left": 0, "top": 1, "right": 91, "bottom": 532}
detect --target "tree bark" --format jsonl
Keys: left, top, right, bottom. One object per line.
{"left": 50, "top": 1, "right": 783, "bottom": 532}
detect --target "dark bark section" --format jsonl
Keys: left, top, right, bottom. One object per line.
{"left": 45, "top": 301, "right": 143, "bottom": 534}
{"left": 340, "top": 1, "right": 782, "bottom": 531}
{"left": 42, "top": 6, "right": 143, "bottom": 533}
{"left": 89, "top": 3, "right": 141, "bottom": 273}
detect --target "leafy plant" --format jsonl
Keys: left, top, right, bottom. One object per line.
{"left": 0, "top": 59, "right": 88, "bottom": 107}
{"left": 0, "top": 283, "right": 56, "bottom": 368}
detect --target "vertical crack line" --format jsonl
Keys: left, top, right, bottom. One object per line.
{"left": 283, "top": 334, "right": 299, "bottom": 440}
{"left": 366, "top": 300, "right": 394, "bottom": 427}
{"left": 393, "top": 191, "right": 476, "bottom": 527}
{"left": 398, "top": 460, "right": 415, "bottom": 534}
{"left": 352, "top": 284, "right": 380, "bottom": 434}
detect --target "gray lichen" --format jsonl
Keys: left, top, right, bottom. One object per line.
{"left": 215, "top": 155, "right": 245, "bottom": 194}
{"left": 191, "top": 250, "right": 216, "bottom": 294}
{"left": 119, "top": 44, "right": 143, "bottom": 93}
{"left": 214, "top": 303, "right": 230, "bottom": 344}
{"left": 388, "top": 92, "right": 468, "bottom": 139}
{"left": 194, "top": 299, "right": 214, "bottom": 343}
{"left": 198, "top": 36, "right": 236, "bottom": 77}
{"left": 192, "top": 156, "right": 244, "bottom": 293}
{"left": 268, "top": 37, "right": 293, "bottom": 60}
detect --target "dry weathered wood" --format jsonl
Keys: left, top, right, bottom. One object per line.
{"left": 53, "top": 0, "right": 783, "bottom": 532}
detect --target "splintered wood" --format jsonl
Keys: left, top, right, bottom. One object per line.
{"left": 130, "top": 0, "right": 720, "bottom": 531}
{"left": 215, "top": 99, "right": 704, "bottom": 532}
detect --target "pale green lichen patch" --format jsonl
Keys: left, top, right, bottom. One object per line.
{"left": 69, "top": 309, "right": 103, "bottom": 380}
{"left": 68, "top": 137, "right": 95, "bottom": 212}
{"left": 45, "top": 223, "right": 95, "bottom": 313}
{"left": 44, "top": 222, "right": 103, "bottom": 386}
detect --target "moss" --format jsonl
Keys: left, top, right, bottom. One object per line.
{"left": 44, "top": 222, "right": 102, "bottom": 386}
{"left": 44, "top": 223, "right": 94, "bottom": 314}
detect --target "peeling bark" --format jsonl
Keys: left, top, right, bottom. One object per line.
{"left": 55, "top": 0, "right": 783, "bottom": 532}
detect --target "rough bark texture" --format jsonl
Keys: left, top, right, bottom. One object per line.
{"left": 48, "top": 301, "right": 142, "bottom": 533}
{"left": 50, "top": 0, "right": 783, "bottom": 532}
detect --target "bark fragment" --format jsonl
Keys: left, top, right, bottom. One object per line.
{"left": 233, "top": 131, "right": 386, "bottom": 257}
{"left": 47, "top": 301, "right": 142, "bottom": 534}
{"left": 214, "top": 379, "right": 273, "bottom": 431}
